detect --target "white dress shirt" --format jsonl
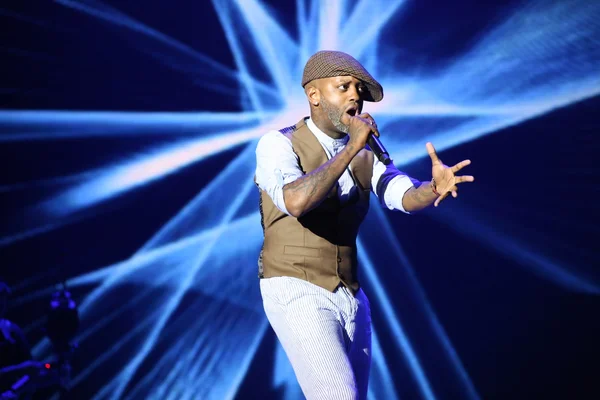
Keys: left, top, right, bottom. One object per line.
{"left": 255, "top": 118, "right": 415, "bottom": 215}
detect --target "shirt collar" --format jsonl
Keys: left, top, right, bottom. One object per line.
{"left": 306, "top": 118, "right": 349, "bottom": 148}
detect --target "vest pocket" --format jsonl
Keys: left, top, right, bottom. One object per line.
{"left": 283, "top": 245, "right": 321, "bottom": 258}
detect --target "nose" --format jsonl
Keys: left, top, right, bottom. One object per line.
{"left": 348, "top": 86, "right": 360, "bottom": 102}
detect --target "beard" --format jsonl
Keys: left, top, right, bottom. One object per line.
{"left": 320, "top": 97, "right": 349, "bottom": 134}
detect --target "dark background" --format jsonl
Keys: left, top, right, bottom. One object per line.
{"left": 1, "top": 1, "right": 599, "bottom": 399}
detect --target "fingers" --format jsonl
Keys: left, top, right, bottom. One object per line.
{"left": 431, "top": 155, "right": 475, "bottom": 206}
{"left": 434, "top": 190, "right": 456, "bottom": 207}
{"left": 451, "top": 159, "right": 471, "bottom": 173}
{"left": 434, "top": 192, "right": 449, "bottom": 207}
{"left": 426, "top": 142, "right": 440, "bottom": 164}
{"left": 358, "top": 112, "right": 375, "bottom": 123}
{"left": 342, "top": 112, "right": 375, "bottom": 129}
{"left": 340, "top": 112, "right": 351, "bottom": 126}
{"left": 371, "top": 124, "right": 380, "bottom": 137}
{"left": 434, "top": 184, "right": 457, "bottom": 206}
{"left": 455, "top": 175, "right": 475, "bottom": 184}
{"left": 358, "top": 113, "right": 379, "bottom": 137}
{"left": 343, "top": 113, "right": 379, "bottom": 149}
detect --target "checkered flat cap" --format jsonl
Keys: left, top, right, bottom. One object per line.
{"left": 301, "top": 50, "right": 383, "bottom": 102}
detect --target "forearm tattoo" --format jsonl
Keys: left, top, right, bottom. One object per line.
{"left": 408, "top": 182, "right": 436, "bottom": 204}
{"left": 284, "top": 162, "right": 336, "bottom": 199}
{"left": 283, "top": 147, "right": 354, "bottom": 214}
{"left": 402, "top": 181, "right": 437, "bottom": 212}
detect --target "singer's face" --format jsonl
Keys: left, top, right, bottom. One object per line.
{"left": 312, "top": 76, "right": 366, "bottom": 135}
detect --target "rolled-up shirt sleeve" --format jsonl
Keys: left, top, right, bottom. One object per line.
{"left": 371, "top": 156, "right": 417, "bottom": 214}
{"left": 255, "top": 131, "right": 303, "bottom": 215}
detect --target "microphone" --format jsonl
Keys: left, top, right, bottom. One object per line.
{"left": 367, "top": 134, "right": 392, "bottom": 165}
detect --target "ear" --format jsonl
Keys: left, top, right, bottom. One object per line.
{"left": 305, "top": 85, "right": 320, "bottom": 106}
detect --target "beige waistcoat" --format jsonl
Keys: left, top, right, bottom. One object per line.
{"left": 257, "top": 117, "right": 374, "bottom": 294}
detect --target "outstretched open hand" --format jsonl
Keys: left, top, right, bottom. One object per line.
{"left": 426, "top": 142, "right": 474, "bottom": 207}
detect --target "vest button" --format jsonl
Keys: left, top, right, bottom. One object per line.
{"left": 337, "top": 257, "right": 342, "bottom": 263}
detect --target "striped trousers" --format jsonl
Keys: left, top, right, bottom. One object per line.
{"left": 260, "top": 276, "right": 372, "bottom": 400}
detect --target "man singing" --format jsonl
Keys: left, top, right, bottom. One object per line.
{"left": 255, "top": 50, "right": 474, "bottom": 399}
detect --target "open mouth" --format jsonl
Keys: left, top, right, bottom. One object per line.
{"left": 346, "top": 107, "right": 358, "bottom": 116}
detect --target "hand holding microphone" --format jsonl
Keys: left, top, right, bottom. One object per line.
{"left": 342, "top": 112, "right": 392, "bottom": 165}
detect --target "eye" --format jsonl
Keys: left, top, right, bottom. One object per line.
{"left": 338, "top": 84, "right": 349, "bottom": 91}
{"left": 357, "top": 86, "right": 366, "bottom": 93}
